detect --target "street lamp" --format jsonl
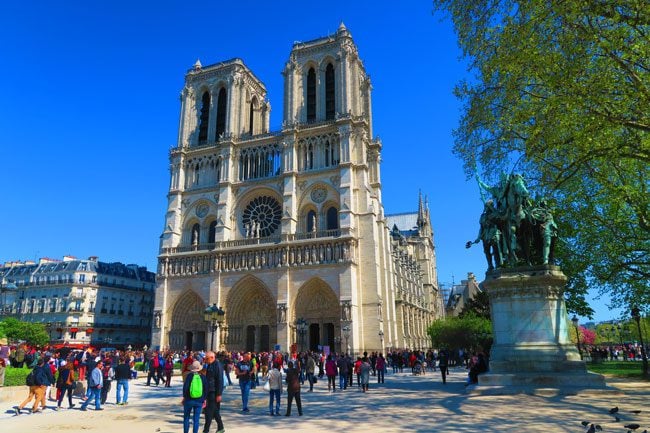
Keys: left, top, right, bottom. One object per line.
{"left": 571, "top": 315, "right": 582, "bottom": 360}
{"left": 295, "top": 318, "right": 308, "bottom": 352}
{"left": 203, "top": 303, "right": 225, "bottom": 351}
{"left": 378, "top": 330, "right": 384, "bottom": 351}
{"left": 342, "top": 325, "right": 351, "bottom": 355}
{"left": 631, "top": 307, "right": 648, "bottom": 378}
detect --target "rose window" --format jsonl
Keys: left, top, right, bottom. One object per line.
{"left": 242, "top": 196, "right": 282, "bottom": 237}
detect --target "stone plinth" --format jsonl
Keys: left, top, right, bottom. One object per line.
{"left": 478, "top": 265, "right": 605, "bottom": 394}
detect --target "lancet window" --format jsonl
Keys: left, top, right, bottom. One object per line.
{"left": 297, "top": 133, "right": 340, "bottom": 172}
{"left": 216, "top": 87, "right": 227, "bottom": 140}
{"left": 325, "top": 63, "right": 335, "bottom": 120}
{"left": 307, "top": 68, "right": 316, "bottom": 122}
{"left": 198, "top": 91, "right": 210, "bottom": 145}
{"left": 238, "top": 143, "right": 282, "bottom": 181}
{"left": 184, "top": 155, "right": 222, "bottom": 189}
{"left": 326, "top": 206, "right": 339, "bottom": 230}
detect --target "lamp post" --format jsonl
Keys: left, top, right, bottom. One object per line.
{"left": 631, "top": 307, "right": 648, "bottom": 378}
{"left": 571, "top": 315, "right": 582, "bottom": 360}
{"left": 342, "top": 325, "right": 351, "bottom": 355}
{"left": 203, "top": 303, "right": 225, "bottom": 351}
{"left": 295, "top": 318, "right": 308, "bottom": 352}
{"left": 378, "top": 330, "right": 384, "bottom": 351}
{"left": 45, "top": 322, "right": 52, "bottom": 345}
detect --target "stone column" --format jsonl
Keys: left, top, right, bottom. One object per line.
{"left": 479, "top": 265, "right": 605, "bottom": 392}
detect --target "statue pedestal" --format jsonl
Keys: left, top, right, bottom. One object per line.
{"left": 478, "top": 266, "right": 605, "bottom": 394}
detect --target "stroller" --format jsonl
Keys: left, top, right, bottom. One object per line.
{"left": 412, "top": 360, "right": 423, "bottom": 376}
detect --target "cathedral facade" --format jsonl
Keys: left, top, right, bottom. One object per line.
{"left": 152, "top": 24, "right": 443, "bottom": 354}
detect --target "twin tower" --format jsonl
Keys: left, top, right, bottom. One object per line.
{"left": 154, "top": 24, "right": 441, "bottom": 354}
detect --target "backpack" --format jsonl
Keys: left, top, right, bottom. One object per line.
{"left": 189, "top": 373, "right": 203, "bottom": 398}
{"left": 25, "top": 369, "right": 36, "bottom": 386}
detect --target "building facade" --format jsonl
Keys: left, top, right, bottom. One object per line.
{"left": 0, "top": 256, "right": 155, "bottom": 347}
{"left": 445, "top": 272, "right": 481, "bottom": 317}
{"left": 153, "top": 24, "right": 443, "bottom": 354}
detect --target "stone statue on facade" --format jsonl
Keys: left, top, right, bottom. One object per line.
{"left": 469, "top": 172, "right": 557, "bottom": 269}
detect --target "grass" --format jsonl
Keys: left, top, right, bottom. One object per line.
{"left": 587, "top": 361, "right": 650, "bottom": 380}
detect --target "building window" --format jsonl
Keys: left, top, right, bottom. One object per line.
{"left": 326, "top": 206, "right": 339, "bottom": 230}
{"left": 249, "top": 97, "right": 256, "bottom": 135}
{"left": 325, "top": 63, "right": 335, "bottom": 120}
{"left": 198, "top": 91, "right": 210, "bottom": 145}
{"left": 215, "top": 87, "right": 227, "bottom": 140}
{"left": 208, "top": 221, "right": 217, "bottom": 244}
{"left": 79, "top": 274, "right": 85, "bottom": 283}
{"left": 306, "top": 210, "right": 317, "bottom": 232}
{"left": 307, "top": 68, "right": 316, "bottom": 122}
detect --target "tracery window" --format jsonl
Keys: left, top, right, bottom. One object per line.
{"left": 198, "top": 91, "right": 210, "bottom": 145}
{"left": 238, "top": 143, "right": 282, "bottom": 181}
{"left": 242, "top": 196, "right": 282, "bottom": 238}
{"left": 326, "top": 206, "right": 339, "bottom": 230}
{"left": 297, "top": 133, "right": 339, "bottom": 171}
{"left": 325, "top": 63, "right": 335, "bottom": 120}
{"left": 307, "top": 68, "right": 316, "bottom": 122}
{"left": 216, "top": 87, "right": 227, "bottom": 140}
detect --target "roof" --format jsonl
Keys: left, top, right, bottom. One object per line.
{"left": 385, "top": 212, "right": 419, "bottom": 236}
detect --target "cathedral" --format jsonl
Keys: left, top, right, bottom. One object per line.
{"left": 152, "top": 24, "right": 444, "bottom": 354}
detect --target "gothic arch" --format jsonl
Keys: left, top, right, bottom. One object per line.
{"left": 225, "top": 275, "right": 276, "bottom": 351}
{"left": 291, "top": 278, "right": 340, "bottom": 352}
{"left": 167, "top": 290, "right": 207, "bottom": 351}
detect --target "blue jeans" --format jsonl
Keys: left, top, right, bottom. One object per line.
{"left": 339, "top": 373, "right": 347, "bottom": 389}
{"left": 116, "top": 380, "right": 129, "bottom": 403}
{"left": 82, "top": 387, "right": 101, "bottom": 410}
{"left": 239, "top": 380, "right": 251, "bottom": 410}
{"left": 269, "top": 389, "right": 281, "bottom": 414}
{"left": 183, "top": 399, "right": 202, "bottom": 433}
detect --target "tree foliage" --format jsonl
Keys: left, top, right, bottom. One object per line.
{"left": 0, "top": 318, "right": 50, "bottom": 347}
{"left": 433, "top": 0, "right": 650, "bottom": 316}
{"left": 427, "top": 313, "right": 493, "bottom": 353}
{"left": 458, "top": 289, "right": 491, "bottom": 319}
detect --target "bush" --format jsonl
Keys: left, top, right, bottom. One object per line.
{"left": 428, "top": 313, "right": 493, "bottom": 353}
{"left": 4, "top": 366, "right": 31, "bottom": 387}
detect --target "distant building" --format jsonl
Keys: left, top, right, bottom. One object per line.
{"left": 445, "top": 272, "right": 480, "bottom": 317}
{"left": 0, "top": 256, "right": 155, "bottom": 347}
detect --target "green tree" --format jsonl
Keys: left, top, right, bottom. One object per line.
{"left": 432, "top": 0, "right": 650, "bottom": 316}
{"left": 428, "top": 313, "right": 493, "bottom": 353}
{"left": 0, "top": 318, "right": 50, "bottom": 346}
{"left": 458, "top": 289, "right": 491, "bottom": 319}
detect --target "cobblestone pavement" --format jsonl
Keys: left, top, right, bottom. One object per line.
{"left": 1, "top": 366, "right": 649, "bottom": 432}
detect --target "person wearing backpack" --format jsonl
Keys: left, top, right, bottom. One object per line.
{"left": 182, "top": 361, "right": 207, "bottom": 433}
{"left": 56, "top": 361, "right": 76, "bottom": 409}
{"left": 203, "top": 351, "right": 225, "bottom": 433}
{"left": 14, "top": 358, "right": 52, "bottom": 414}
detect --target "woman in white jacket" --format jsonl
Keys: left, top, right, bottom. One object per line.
{"left": 267, "top": 362, "right": 283, "bottom": 416}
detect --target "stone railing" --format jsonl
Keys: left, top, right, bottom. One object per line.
{"left": 158, "top": 237, "right": 356, "bottom": 277}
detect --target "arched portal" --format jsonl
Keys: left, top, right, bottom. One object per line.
{"left": 292, "top": 278, "right": 339, "bottom": 352}
{"left": 226, "top": 275, "right": 276, "bottom": 352}
{"left": 167, "top": 291, "right": 207, "bottom": 351}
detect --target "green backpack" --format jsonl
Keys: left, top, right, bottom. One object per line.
{"left": 189, "top": 373, "right": 203, "bottom": 398}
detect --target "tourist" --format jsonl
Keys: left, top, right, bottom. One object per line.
{"left": 15, "top": 357, "right": 53, "bottom": 414}
{"left": 376, "top": 353, "right": 386, "bottom": 384}
{"left": 234, "top": 352, "right": 253, "bottom": 412}
{"left": 182, "top": 361, "right": 207, "bottom": 433}
{"left": 267, "top": 361, "right": 282, "bottom": 416}
{"left": 284, "top": 361, "right": 302, "bottom": 416}
{"left": 325, "top": 354, "right": 337, "bottom": 392}
{"left": 181, "top": 352, "right": 194, "bottom": 382}
{"left": 203, "top": 351, "right": 225, "bottom": 433}
{"left": 114, "top": 357, "right": 131, "bottom": 405}
{"left": 306, "top": 354, "right": 316, "bottom": 392}
{"left": 438, "top": 349, "right": 449, "bottom": 384}
{"left": 0, "top": 356, "right": 6, "bottom": 387}
{"left": 56, "top": 361, "right": 75, "bottom": 409}
{"left": 100, "top": 359, "right": 114, "bottom": 405}
{"left": 80, "top": 360, "right": 104, "bottom": 411}
{"left": 147, "top": 350, "right": 161, "bottom": 386}
{"left": 337, "top": 354, "right": 348, "bottom": 390}
{"left": 164, "top": 354, "right": 174, "bottom": 387}
{"left": 360, "top": 357, "right": 371, "bottom": 392}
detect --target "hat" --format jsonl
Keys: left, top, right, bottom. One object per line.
{"left": 60, "top": 360, "right": 67, "bottom": 367}
{"left": 190, "top": 361, "right": 202, "bottom": 372}
{"left": 95, "top": 356, "right": 101, "bottom": 362}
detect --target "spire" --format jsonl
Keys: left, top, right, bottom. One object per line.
{"left": 193, "top": 59, "right": 202, "bottom": 70}
{"left": 417, "top": 190, "right": 425, "bottom": 228}
{"left": 337, "top": 21, "right": 350, "bottom": 37}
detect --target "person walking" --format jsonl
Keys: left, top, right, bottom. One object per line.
{"left": 306, "top": 354, "right": 316, "bottom": 392}
{"left": 203, "top": 351, "right": 225, "bottom": 433}
{"left": 267, "top": 362, "right": 282, "bottom": 416}
{"left": 360, "top": 357, "right": 371, "bottom": 392}
{"left": 438, "top": 349, "right": 449, "bottom": 384}
{"left": 284, "top": 361, "right": 302, "bottom": 416}
{"left": 114, "top": 357, "right": 131, "bottom": 405}
{"left": 15, "top": 358, "right": 53, "bottom": 414}
{"left": 80, "top": 361, "right": 104, "bottom": 411}
{"left": 56, "top": 361, "right": 76, "bottom": 409}
{"left": 336, "top": 354, "right": 348, "bottom": 390}
{"left": 100, "top": 359, "right": 114, "bottom": 405}
{"left": 164, "top": 354, "right": 174, "bottom": 388}
{"left": 234, "top": 352, "right": 253, "bottom": 413}
{"left": 325, "top": 355, "right": 337, "bottom": 392}
{"left": 182, "top": 361, "right": 207, "bottom": 433}
{"left": 376, "top": 353, "right": 386, "bottom": 384}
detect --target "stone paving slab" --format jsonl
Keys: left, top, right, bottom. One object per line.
{"left": 1, "top": 367, "right": 649, "bottom": 432}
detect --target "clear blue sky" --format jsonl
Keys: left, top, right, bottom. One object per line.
{"left": 0, "top": 1, "right": 619, "bottom": 323}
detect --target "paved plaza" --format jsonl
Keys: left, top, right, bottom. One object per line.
{"left": 1, "top": 367, "right": 649, "bottom": 433}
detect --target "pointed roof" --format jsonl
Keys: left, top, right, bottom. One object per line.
{"left": 417, "top": 190, "right": 425, "bottom": 227}
{"left": 193, "top": 59, "right": 202, "bottom": 70}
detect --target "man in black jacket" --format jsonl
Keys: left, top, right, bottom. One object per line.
{"left": 203, "top": 351, "right": 225, "bottom": 433}
{"left": 114, "top": 357, "right": 131, "bottom": 405}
